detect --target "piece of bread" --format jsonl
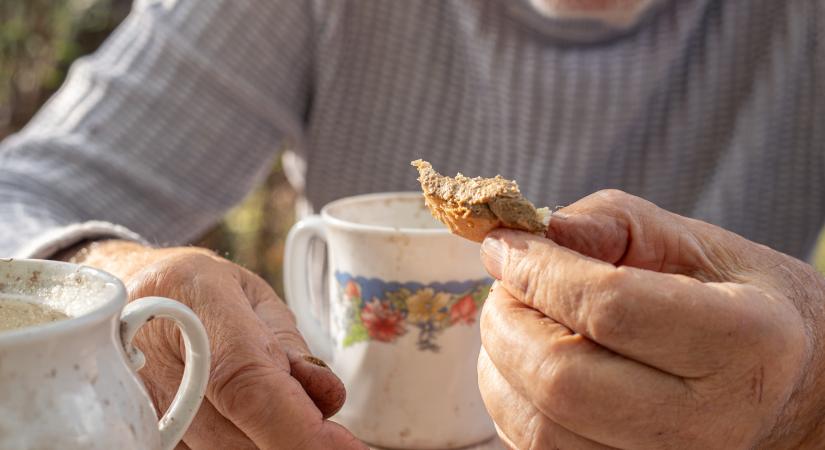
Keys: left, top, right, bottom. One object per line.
{"left": 412, "top": 159, "right": 550, "bottom": 242}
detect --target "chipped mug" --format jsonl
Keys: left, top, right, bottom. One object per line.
{"left": 285, "top": 192, "right": 496, "bottom": 449}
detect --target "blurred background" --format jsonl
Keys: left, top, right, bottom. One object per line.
{"left": 2, "top": 0, "right": 824, "bottom": 289}
{"left": 0, "top": 0, "right": 296, "bottom": 296}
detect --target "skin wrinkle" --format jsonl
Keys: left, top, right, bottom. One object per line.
{"left": 493, "top": 422, "right": 520, "bottom": 450}
{"left": 761, "top": 287, "right": 825, "bottom": 444}
{"left": 588, "top": 271, "right": 630, "bottom": 345}
{"left": 287, "top": 421, "right": 329, "bottom": 450}
{"left": 754, "top": 365, "right": 764, "bottom": 404}
{"left": 533, "top": 333, "right": 570, "bottom": 417}
{"left": 485, "top": 298, "right": 556, "bottom": 424}
{"left": 524, "top": 396, "right": 545, "bottom": 450}
{"left": 672, "top": 231, "right": 712, "bottom": 280}
{"left": 180, "top": 401, "right": 257, "bottom": 450}
{"left": 209, "top": 359, "right": 275, "bottom": 413}
{"left": 537, "top": 341, "right": 584, "bottom": 427}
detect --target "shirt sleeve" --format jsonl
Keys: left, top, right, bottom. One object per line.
{"left": 0, "top": 0, "right": 316, "bottom": 258}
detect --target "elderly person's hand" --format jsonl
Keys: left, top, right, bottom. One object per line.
{"left": 62, "top": 240, "right": 365, "bottom": 450}
{"left": 477, "top": 190, "right": 825, "bottom": 449}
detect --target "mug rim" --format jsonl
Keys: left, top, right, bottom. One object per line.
{"left": 0, "top": 259, "right": 127, "bottom": 346}
{"left": 320, "top": 191, "right": 450, "bottom": 235}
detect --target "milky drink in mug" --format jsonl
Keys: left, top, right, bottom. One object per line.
{"left": 285, "top": 192, "right": 496, "bottom": 449}
{"left": 0, "top": 259, "right": 210, "bottom": 450}
{"left": 0, "top": 296, "right": 69, "bottom": 331}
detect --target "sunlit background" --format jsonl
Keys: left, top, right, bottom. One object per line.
{"left": 2, "top": 0, "right": 824, "bottom": 292}
{"left": 1, "top": 0, "right": 296, "bottom": 296}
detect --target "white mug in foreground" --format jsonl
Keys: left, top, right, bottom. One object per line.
{"left": 0, "top": 259, "right": 210, "bottom": 450}
{"left": 285, "top": 192, "right": 496, "bottom": 449}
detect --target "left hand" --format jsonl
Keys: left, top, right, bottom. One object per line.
{"left": 65, "top": 241, "right": 364, "bottom": 450}
{"left": 477, "top": 190, "right": 825, "bottom": 449}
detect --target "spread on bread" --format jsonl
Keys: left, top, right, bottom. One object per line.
{"left": 412, "top": 159, "right": 550, "bottom": 242}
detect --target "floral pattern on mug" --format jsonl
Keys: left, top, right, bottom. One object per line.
{"left": 336, "top": 272, "right": 492, "bottom": 352}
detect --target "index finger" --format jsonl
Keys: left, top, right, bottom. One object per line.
{"left": 480, "top": 230, "right": 781, "bottom": 378}
{"left": 480, "top": 286, "right": 695, "bottom": 449}
{"left": 240, "top": 267, "right": 346, "bottom": 418}
{"left": 197, "top": 282, "right": 366, "bottom": 450}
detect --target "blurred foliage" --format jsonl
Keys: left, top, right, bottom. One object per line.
{"left": 0, "top": 0, "right": 296, "bottom": 295}
{"left": 0, "top": 0, "right": 132, "bottom": 138}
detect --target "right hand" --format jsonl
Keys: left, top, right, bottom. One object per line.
{"left": 63, "top": 240, "right": 366, "bottom": 450}
{"left": 476, "top": 190, "right": 825, "bottom": 449}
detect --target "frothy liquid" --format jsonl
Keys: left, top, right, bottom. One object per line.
{"left": 0, "top": 297, "right": 69, "bottom": 332}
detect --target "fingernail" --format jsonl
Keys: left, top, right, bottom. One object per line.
{"left": 302, "top": 354, "right": 329, "bottom": 368}
{"left": 481, "top": 237, "right": 506, "bottom": 279}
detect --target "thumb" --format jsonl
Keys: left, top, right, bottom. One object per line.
{"left": 544, "top": 189, "right": 756, "bottom": 281}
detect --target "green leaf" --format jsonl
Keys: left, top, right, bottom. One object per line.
{"left": 342, "top": 322, "right": 369, "bottom": 348}
{"left": 385, "top": 287, "right": 411, "bottom": 312}
{"left": 472, "top": 283, "right": 491, "bottom": 307}
{"left": 351, "top": 295, "right": 363, "bottom": 310}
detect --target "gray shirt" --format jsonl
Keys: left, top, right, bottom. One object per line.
{"left": 1, "top": 0, "right": 823, "bottom": 260}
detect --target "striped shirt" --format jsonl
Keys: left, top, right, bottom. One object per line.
{"left": 1, "top": 0, "right": 823, "bottom": 261}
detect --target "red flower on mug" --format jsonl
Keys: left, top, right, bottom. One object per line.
{"left": 361, "top": 300, "right": 406, "bottom": 342}
{"left": 344, "top": 280, "right": 361, "bottom": 300}
{"left": 450, "top": 295, "right": 477, "bottom": 325}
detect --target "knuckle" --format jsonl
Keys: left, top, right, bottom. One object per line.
{"left": 479, "top": 296, "right": 509, "bottom": 352}
{"left": 595, "top": 188, "right": 632, "bottom": 204}
{"left": 744, "top": 297, "right": 806, "bottom": 359}
{"left": 127, "top": 252, "right": 224, "bottom": 301}
{"left": 479, "top": 297, "right": 496, "bottom": 333}
{"left": 600, "top": 265, "right": 632, "bottom": 290}
{"left": 586, "top": 268, "right": 631, "bottom": 342}
{"left": 509, "top": 251, "right": 552, "bottom": 303}
{"left": 154, "top": 253, "right": 218, "bottom": 284}
{"left": 592, "top": 189, "right": 651, "bottom": 216}
{"left": 535, "top": 353, "right": 581, "bottom": 425}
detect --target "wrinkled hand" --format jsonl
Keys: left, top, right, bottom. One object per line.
{"left": 68, "top": 241, "right": 365, "bottom": 450}
{"left": 477, "top": 190, "right": 825, "bottom": 449}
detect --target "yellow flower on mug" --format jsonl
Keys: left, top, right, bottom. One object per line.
{"left": 406, "top": 288, "right": 451, "bottom": 323}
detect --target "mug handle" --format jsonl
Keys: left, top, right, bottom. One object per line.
{"left": 120, "top": 297, "right": 210, "bottom": 450}
{"left": 284, "top": 215, "right": 334, "bottom": 361}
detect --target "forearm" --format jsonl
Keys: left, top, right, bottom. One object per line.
{"left": 0, "top": 0, "right": 312, "bottom": 259}
{"left": 0, "top": 181, "right": 144, "bottom": 258}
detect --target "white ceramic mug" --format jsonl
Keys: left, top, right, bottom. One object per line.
{"left": 285, "top": 192, "right": 496, "bottom": 449}
{"left": 0, "top": 259, "right": 210, "bottom": 450}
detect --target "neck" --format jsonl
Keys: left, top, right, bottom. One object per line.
{"left": 527, "top": 0, "right": 653, "bottom": 27}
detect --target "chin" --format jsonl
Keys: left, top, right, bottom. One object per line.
{"left": 526, "top": 0, "right": 653, "bottom": 28}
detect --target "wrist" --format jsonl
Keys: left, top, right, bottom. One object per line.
{"left": 54, "top": 239, "right": 149, "bottom": 263}
{"left": 54, "top": 239, "right": 155, "bottom": 279}
{"left": 54, "top": 239, "right": 115, "bottom": 263}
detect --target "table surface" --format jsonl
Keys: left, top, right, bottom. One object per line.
{"left": 370, "top": 437, "right": 505, "bottom": 450}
